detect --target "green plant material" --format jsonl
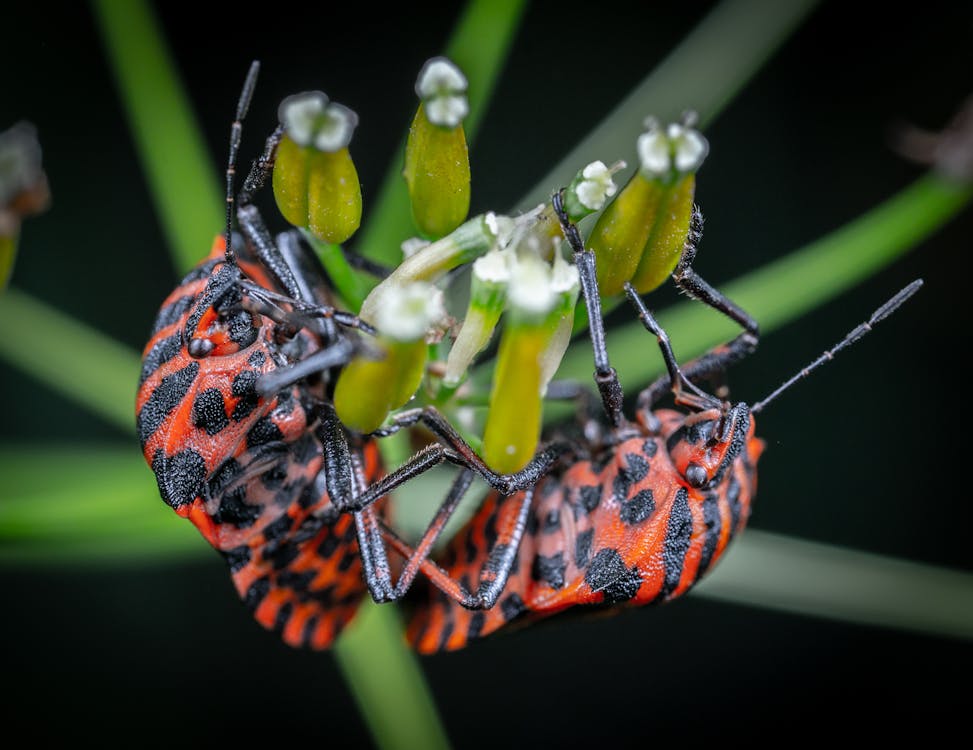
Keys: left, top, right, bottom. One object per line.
{"left": 697, "top": 529, "right": 973, "bottom": 641}
{"left": 303, "top": 232, "right": 371, "bottom": 312}
{"left": 587, "top": 171, "right": 665, "bottom": 296}
{"left": 551, "top": 173, "right": 971, "bottom": 396}
{"left": 91, "top": 0, "right": 223, "bottom": 274}
{"left": 273, "top": 135, "right": 363, "bottom": 244}
{"left": 630, "top": 172, "right": 696, "bottom": 293}
{"left": 0, "top": 234, "right": 16, "bottom": 289}
{"left": 334, "top": 337, "right": 429, "bottom": 434}
{"left": 443, "top": 250, "right": 511, "bottom": 386}
{"left": 0, "top": 444, "right": 207, "bottom": 564}
{"left": 0, "top": 288, "right": 140, "bottom": 434}
{"left": 335, "top": 603, "right": 451, "bottom": 750}
{"left": 518, "top": 0, "right": 819, "bottom": 211}
{"left": 359, "top": 213, "right": 500, "bottom": 325}
{"left": 404, "top": 104, "right": 471, "bottom": 239}
{"left": 482, "top": 324, "right": 548, "bottom": 472}
{"left": 356, "top": 0, "right": 527, "bottom": 267}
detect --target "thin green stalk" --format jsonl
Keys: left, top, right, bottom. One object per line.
{"left": 307, "top": 235, "right": 372, "bottom": 312}
{"left": 91, "top": 0, "right": 224, "bottom": 274}
{"left": 697, "top": 529, "right": 973, "bottom": 641}
{"left": 356, "top": 0, "right": 527, "bottom": 267}
{"left": 335, "top": 603, "right": 451, "bottom": 750}
{"left": 0, "top": 288, "right": 140, "bottom": 434}
{"left": 518, "top": 0, "right": 819, "bottom": 210}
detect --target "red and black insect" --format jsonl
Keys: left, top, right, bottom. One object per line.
{"left": 398, "top": 194, "right": 922, "bottom": 653}
{"left": 134, "top": 63, "right": 432, "bottom": 648}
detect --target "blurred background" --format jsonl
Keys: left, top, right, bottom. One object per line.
{"left": 3, "top": 0, "right": 972, "bottom": 745}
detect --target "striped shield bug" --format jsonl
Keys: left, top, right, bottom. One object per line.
{"left": 394, "top": 193, "right": 922, "bottom": 653}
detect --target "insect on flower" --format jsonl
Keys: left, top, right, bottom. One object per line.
{"left": 400, "top": 195, "right": 922, "bottom": 652}
{"left": 134, "top": 62, "right": 451, "bottom": 647}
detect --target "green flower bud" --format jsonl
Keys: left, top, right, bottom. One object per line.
{"left": 630, "top": 117, "right": 708, "bottom": 294}
{"left": 334, "top": 282, "right": 444, "bottom": 433}
{"left": 563, "top": 160, "right": 623, "bottom": 222}
{"left": 629, "top": 172, "right": 695, "bottom": 294}
{"left": 273, "top": 92, "right": 362, "bottom": 244}
{"left": 444, "top": 249, "right": 512, "bottom": 386}
{"left": 404, "top": 58, "right": 471, "bottom": 239}
{"left": 480, "top": 254, "right": 579, "bottom": 473}
{"left": 586, "top": 168, "right": 665, "bottom": 297}
{"left": 587, "top": 115, "right": 708, "bottom": 297}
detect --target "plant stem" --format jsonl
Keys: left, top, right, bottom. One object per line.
{"left": 91, "top": 0, "right": 224, "bottom": 274}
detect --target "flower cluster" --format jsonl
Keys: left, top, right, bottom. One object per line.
{"left": 269, "top": 59, "right": 708, "bottom": 471}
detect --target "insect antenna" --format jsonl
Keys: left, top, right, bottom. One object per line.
{"left": 224, "top": 60, "right": 261, "bottom": 265}
{"left": 750, "top": 279, "right": 923, "bottom": 414}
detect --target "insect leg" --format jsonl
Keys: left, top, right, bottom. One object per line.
{"left": 552, "top": 189, "right": 626, "bottom": 429}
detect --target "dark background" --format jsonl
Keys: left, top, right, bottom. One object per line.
{"left": 3, "top": 1, "right": 972, "bottom": 746}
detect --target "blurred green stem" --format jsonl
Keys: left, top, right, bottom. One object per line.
{"left": 518, "top": 0, "right": 819, "bottom": 210}
{"left": 91, "top": 0, "right": 224, "bottom": 274}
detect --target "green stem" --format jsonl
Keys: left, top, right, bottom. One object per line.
{"left": 305, "top": 234, "right": 372, "bottom": 312}
{"left": 91, "top": 0, "right": 224, "bottom": 274}
{"left": 697, "top": 529, "right": 973, "bottom": 641}
{"left": 355, "top": 0, "right": 527, "bottom": 267}
{"left": 517, "top": 0, "right": 819, "bottom": 210}
{"left": 335, "top": 603, "right": 451, "bottom": 750}
{"left": 0, "top": 288, "right": 140, "bottom": 434}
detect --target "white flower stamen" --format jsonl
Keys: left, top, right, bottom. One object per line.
{"left": 416, "top": 57, "right": 469, "bottom": 128}
{"left": 279, "top": 92, "right": 359, "bottom": 151}
{"left": 637, "top": 126, "right": 671, "bottom": 177}
{"left": 574, "top": 160, "right": 620, "bottom": 211}
{"left": 508, "top": 255, "right": 556, "bottom": 315}
{"left": 375, "top": 282, "right": 445, "bottom": 341}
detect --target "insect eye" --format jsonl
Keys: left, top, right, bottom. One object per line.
{"left": 187, "top": 337, "right": 215, "bottom": 358}
{"left": 685, "top": 462, "right": 708, "bottom": 488}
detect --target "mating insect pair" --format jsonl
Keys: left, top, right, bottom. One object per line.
{"left": 136, "top": 62, "right": 921, "bottom": 652}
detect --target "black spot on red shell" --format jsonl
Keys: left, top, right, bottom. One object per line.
{"left": 575, "top": 528, "right": 593, "bottom": 568}
{"left": 696, "top": 490, "right": 722, "bottom": 581}
{"left": 620, "top": 488, "right": 655, "bottom": 525}
{"left": 531, "top": 552, "right": 566, "bottom": 589}
{"left": 231, "top": 370, "right": 260, "bottom": 421}
{"left": 247, "top": 417, "right": 284, "bottom": 448}
{"left": 584, "top": 547, "right": 642, "bottom": 604}
{"left": 212, "top": 486, "right": 260, "bottom": 528}
{"left": 222, "top": 545, "right": 251, "bottom": 572}
{"left": 623, "top": 452, "right": 650, "bottom": 483}
{"left": 243, "top": 577, "right": 270, "bottom": 611}
{"left": 576, "top": 484, "right": 602, "bottom": 516}
{"left": 137, "top": 361, "right": 199, "bottom": 448}
{"left": 467, "top": 611, "right": 485, "bottom": 641}
{"left": 139, "top": 334, "right": 182, "bottom": 386}
{"left": 151, "top": 447, "right": 206, "bottom": 509}
{"left": 660, "top": 488, "right": 692, "bottom": 598}
{"left": 192, "top": 388, "right": 229, "bottom": 435}
{"left": 151, "top": 294, "right": 195, "bottom": 336}
{"left": 500, "top": 593, "right": 526, "bottom": 621}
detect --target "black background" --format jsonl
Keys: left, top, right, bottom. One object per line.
{"left": 3, "top": 1, "right": 972, "bottom": 746}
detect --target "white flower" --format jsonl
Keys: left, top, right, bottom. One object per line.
{"left": 574, "top": 160, "right": 620, "bottom": 211}
{"left": 375, "top": 282, "right": 445, "bottom": 341}
{"left": 415, "top": 57, "right": 469, "bottom": 128}
{"left": 278, "top": 92, "right": 359, "bottom": 151}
